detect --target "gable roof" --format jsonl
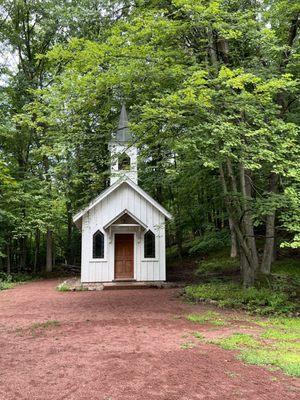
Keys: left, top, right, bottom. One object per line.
{"left": 103, "top": 209, "right": 148, "bottom": 230}
{"left": 73, "top": 177, "right": 172, "bottom": 228}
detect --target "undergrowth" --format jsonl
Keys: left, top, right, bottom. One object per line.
{"left": 185, "top": 282, "right": 296, "bottom": 315}
{"left": 56, "top": 282, "right": 71, "bottom": 292}
{"left": 185, "top": 253, "right": 299, "bottom": 315}
{"left": 0, "top": 272, "right": 33, "bottom": 290}
{"left": 211, "top": 317, "right": 300, "bottom": 377}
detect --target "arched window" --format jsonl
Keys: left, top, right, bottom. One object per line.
{"left": 93, "top": 231, "right": 104, "bottom": 258}
{"left": 118, "top": 153, "right": 131, "bottom": 170}
{"left": 144, "top": 230, "right": 155, "bottom": 258}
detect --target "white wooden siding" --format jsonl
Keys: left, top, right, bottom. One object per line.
{"left": 81, "top": 183, "right": 166, "bottom": 283}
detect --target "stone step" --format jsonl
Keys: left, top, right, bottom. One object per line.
{"left": 103, "top": 282, "right": 161, "bottom": 290}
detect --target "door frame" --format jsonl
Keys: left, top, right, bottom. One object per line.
{"left": 113, "top": 232, "right": 136, "bottom": 280}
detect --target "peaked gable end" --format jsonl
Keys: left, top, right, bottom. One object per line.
{"left": 73, "top": 178, "right": 172, "bottom": 229}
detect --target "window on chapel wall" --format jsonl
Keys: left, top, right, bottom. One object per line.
{"left": 144, "top": 230, "right": 155, "bottom": 258}
{"left": 118, "top": 153, "right": 131, "bottom": 170}
{"left": 93, "top": 231, "right": 104, "bottom": 258}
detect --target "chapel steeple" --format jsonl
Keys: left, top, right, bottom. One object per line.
{"left": 109, "top": 105, "right": 138, "bottom": 186}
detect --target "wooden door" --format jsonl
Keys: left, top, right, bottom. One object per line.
{"left": 114, "top": 234, "right": 134, "bottom": 279}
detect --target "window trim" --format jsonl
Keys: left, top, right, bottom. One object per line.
{"left": 118, "top": 152, "right": 131, "bottom": 171}
{"left": 92, "top": 230, "right": 105, "bottom": 259}
{"left": 143, "top": 229, "right": 156, "bottom": 259}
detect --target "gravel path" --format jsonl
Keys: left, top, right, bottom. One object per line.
{"left": 0, "top": 280, "right": 299, "bottom": 400}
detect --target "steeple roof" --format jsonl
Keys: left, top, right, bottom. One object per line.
{"left": 115, "top": 104, "right": 132, "bottom": 142}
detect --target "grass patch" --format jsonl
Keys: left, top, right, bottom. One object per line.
{"left": 185, "top": 282, "right": 296, "bottom": 315}
{"left": 214, "top": 333, "right": 261, "bottom": 350}
{"left": 240, "top": 349, "right": 300, "bottom": 377}
{"left": 180, "top": 341, "right": 196, "bottom": 349}
{"left": 16, "top": 320, "right": 61, "bottom": 336}
{"left": 192, "top": 331, "right": 204, "bottom": 339}
{"left": 211, "top": 317, "right": 300, "bottom": 377}
{"left": 187, "top": 311, "right": 226, "bottom": 326}
{"left": 30, "top": 320, "right": 60, "bottom": 330}
{"left": 272, "top": 259, "right": 300, "bottom": 278}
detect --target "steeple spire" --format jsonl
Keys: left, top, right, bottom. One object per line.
{"left": 109, "top": 104, "right": 138, "bottom": 185}
{"left": 115, "top": 104, "right": 132, "bottom": 142}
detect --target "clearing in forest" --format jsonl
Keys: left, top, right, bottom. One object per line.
{"left": 0, "top": 280, "right": 299, "bottom": 400}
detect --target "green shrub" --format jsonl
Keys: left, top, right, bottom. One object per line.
{"left": 0, "top": 271, "right": 33, "bottom": 290}
{"left": 195, "top": 255, "right": 239, "bottom": 276}
{"left": 184, "top": 282, "right": 296, "bottom": 315}
{"left": 0, "top": 280, "right": 14, "bottom": 290}
{"left": 187, "top": 230, "right": 230, "bottom": 256}
{"left": 56, "top": 282, "right": 71, "bottom": 292}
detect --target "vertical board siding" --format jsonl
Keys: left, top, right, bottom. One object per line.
{"left": 81, "top": 184, "right": 167, "bottom": 283}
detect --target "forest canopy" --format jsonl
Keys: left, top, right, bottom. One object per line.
{"left": 0, "top": 0, "right": 299, "bottom": 287}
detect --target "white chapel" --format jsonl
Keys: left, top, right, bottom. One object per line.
{"left": 73, "top": 105, "right": 171, "bottom": 283}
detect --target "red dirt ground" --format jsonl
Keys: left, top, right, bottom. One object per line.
{"left": 0, "top": 280, "right": 299, "bottom": 400}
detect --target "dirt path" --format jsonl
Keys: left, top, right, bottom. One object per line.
{"left": 0, "top": 280, "right": 298, "bottom": 400}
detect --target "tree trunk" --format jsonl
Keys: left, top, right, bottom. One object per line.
{"left": 260, "top": 173, "right": 278, "bottom": 274}
{"left": 33, "top": 228, "right": 40, "bottom": 274}
{"left": 229, "top": 218, "right": 237, "bottom": 258}
{"left": 219, "top": 164, "right": 256, "bottom": 286}
{"left": 239, "top": 165, "right": 259, "bottom": 271}
{"left": 207, "top": 28, "right": 218, "bottom": 67}
{"left": 240, "top": 250, "right": 255, "bottom": 287}
{"left": 66, "top": 201, "right": 73, "bottom": 264}
{"left": 19, "top": 237, "right": 27, "bottom": 272}
{"left": 6, "top": 242, "right": 11, "bottom": 275}
{"left": 46, "top": 229, "right": 53, "bottom": 272}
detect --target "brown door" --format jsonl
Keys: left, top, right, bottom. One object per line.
{"left": 114, "top": 234, "right": 134, "bottom": 279}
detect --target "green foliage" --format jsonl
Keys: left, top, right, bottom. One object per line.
{"left": 56, "top": 282, "right": 71, "bottom": 292}
{"left": 192, "top": 331, "right": 204, "bottom": 339}
{"left": 180, "top": 341, "right": 196, "bottom": 350}
{"left": 215, "top": 333, "right": 260, "bottom": 350}
{"left": 195, "top": 254, "right": 239, "bottom": 276}
{"left": 0, "top": 0, "right": 299, "bottom": 285}
{"left": 272, "top": 258, "right": 300, "bottom": 277}
{"left": 213, "top": 325, "right": 300, "bottom": 377}
{"left": 0, "top": 272, "right": 32, "bottom": 290}
{"left": 187, "top": 311, "right": 226, "bottom": 326}
{"left": 187, "top": 230, "right": 230, "bottom": 256}
{"left": 240, "top": 349, "right": 300, "bottom": 377}
{"left": 0, "top": 280, "right": 14, "bottom": 291}
{"left": 185, "top": 283, "right": 296, "bottom": 315}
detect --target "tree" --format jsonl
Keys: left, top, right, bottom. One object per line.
{"left": 35, "top": 0, "right": 299, "bottom": 286}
